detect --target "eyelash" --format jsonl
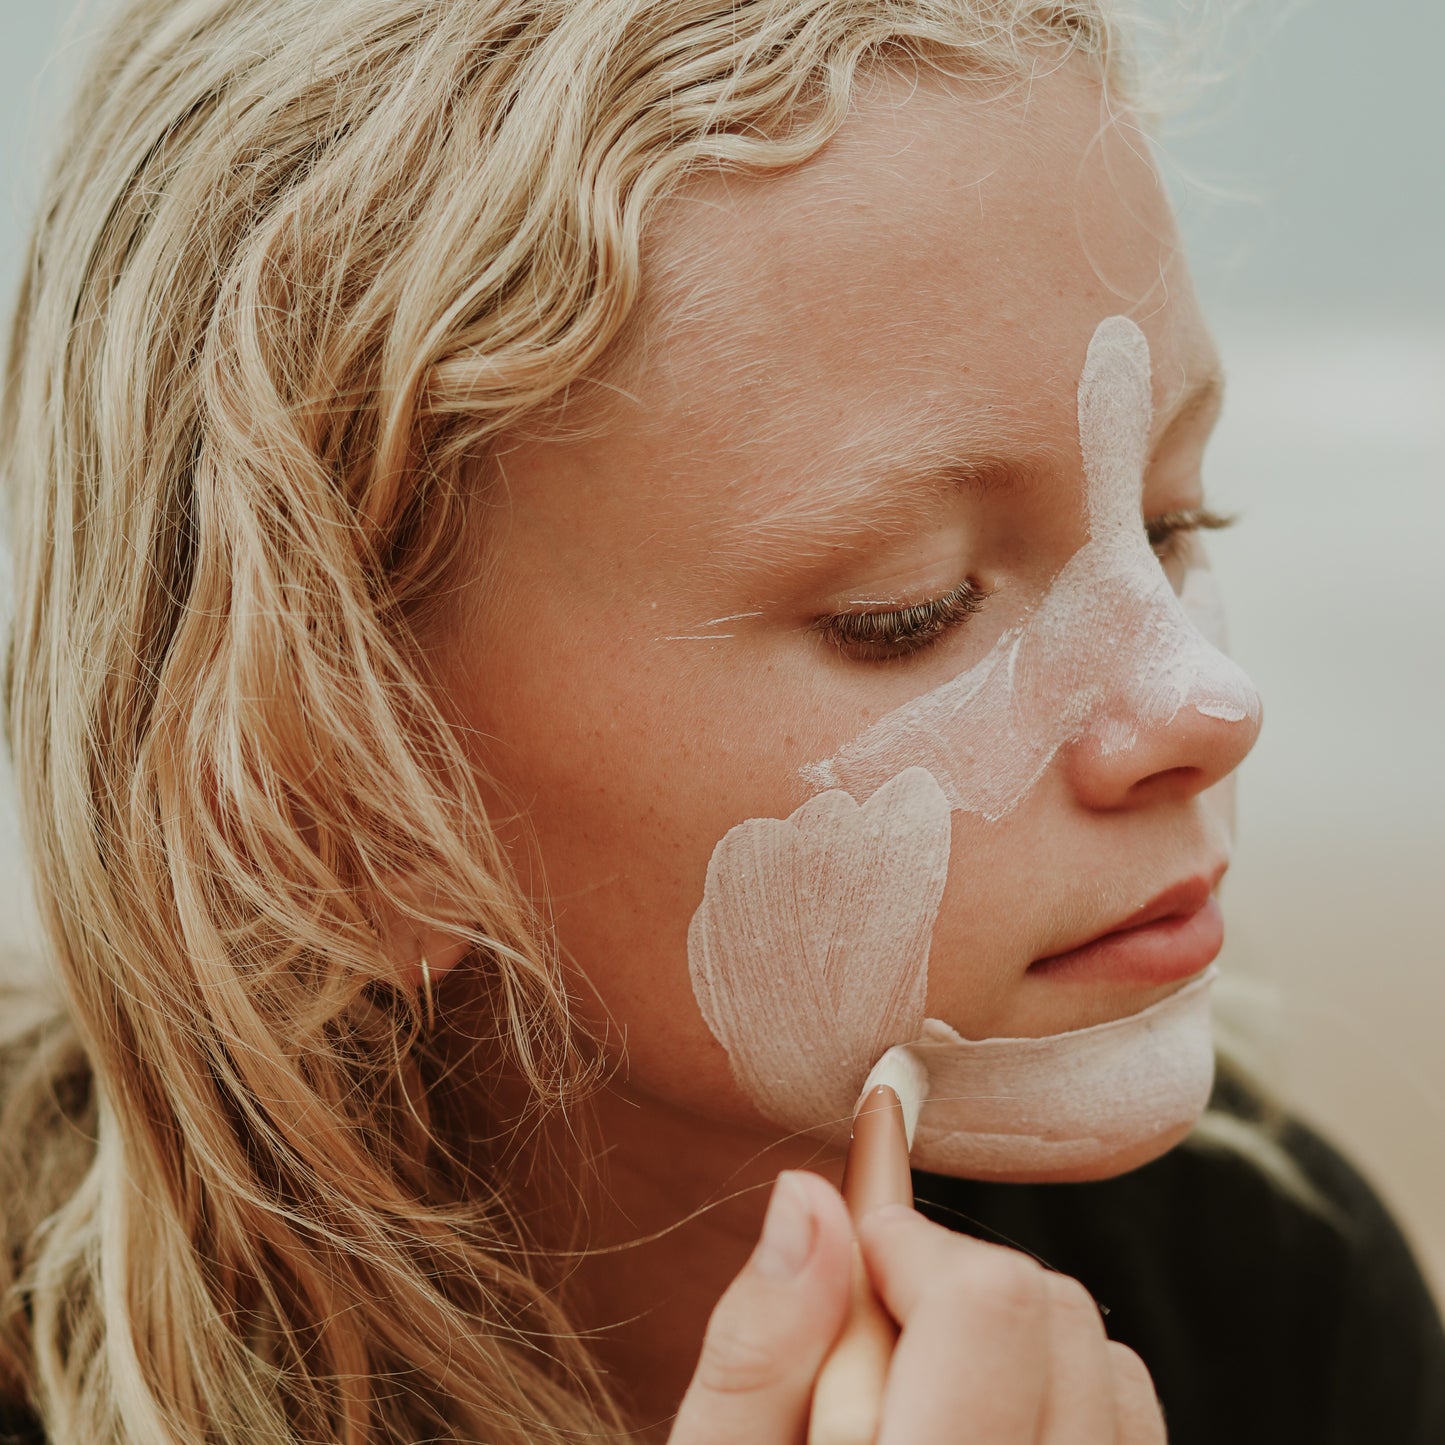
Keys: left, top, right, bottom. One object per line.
{"left": 816, "top": 577, "right": 990, "bottom": 661}
{"left": 819, "top": 506, "right": 1236, "bottom": 662}
{"left": 1147, "top": 506, "right": 1235, "bottom": 561}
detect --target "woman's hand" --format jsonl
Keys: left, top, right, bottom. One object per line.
{"left": 668, "top": 1171, "right": 1167, "bottom": 1445}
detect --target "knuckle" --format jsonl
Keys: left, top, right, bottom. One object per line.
{"left": 1108, "top": 1341, "right": 1161, "bottom": 1401}
{"left": 692, "top": 1317, "right": 789, "bottom": 1397}
{"left": 1043, "top": 1271, "right": 1105, "bottom": 1327}
{"left": 950, "top": 1248, "right": 1047, "bottom": 1324}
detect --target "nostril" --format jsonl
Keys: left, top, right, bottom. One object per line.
{"left": 1127, "top": 765, "right": 1207, "bottom": 803}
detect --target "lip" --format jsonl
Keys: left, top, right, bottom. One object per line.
{"left": 1027, "top": 874, "right": 1225, "bottom": 986}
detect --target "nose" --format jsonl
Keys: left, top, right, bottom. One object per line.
{"left": 1064, "top": 690, "right": 1262, "bottom": 810}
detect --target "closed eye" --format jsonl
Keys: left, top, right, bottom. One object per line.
{"left": 1146, "top": 506, "right": 1235, "bottom": 563}
{"left": 815, "top": 577, "right": 990, "bottom": 662}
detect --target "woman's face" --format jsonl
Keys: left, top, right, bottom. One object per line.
{"left": 439, "top": 60, "right": 1260, "bottom": 1149}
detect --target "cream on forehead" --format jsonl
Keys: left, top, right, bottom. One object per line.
{"left": 801, "top": 315, "right": 1260, "bottom": 816}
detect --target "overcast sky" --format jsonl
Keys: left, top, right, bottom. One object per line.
{"left": 3, "top": 0, "right": 1441, "bottom": 324}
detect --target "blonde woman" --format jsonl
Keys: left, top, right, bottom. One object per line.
{"left": 1, "top": 1, "right": 1441, "bottom": 1441}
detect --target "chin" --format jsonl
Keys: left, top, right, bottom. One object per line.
{"left": 929, "top": 1118, "right": 1201, "bottom": 1187}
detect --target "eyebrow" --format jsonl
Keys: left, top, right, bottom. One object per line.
{"left": 706, "top": 407, "right": 1056, "bottom": 567}
{"left": 702, "top": 364, "right": 1227, "bottom": 582}
{"left": 1156, "top": 369, "right": 1226, "bottom": 446}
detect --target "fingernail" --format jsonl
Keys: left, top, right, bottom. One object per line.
{"left": 752, "top": 1171, "right": 816, "bottom": 1280}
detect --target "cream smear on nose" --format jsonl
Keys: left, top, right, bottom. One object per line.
{"left": 800, "top": 315, "right": 1260, "bottom": 817}
{"left": 687, "top": 316, "right": 1246, "bottom": 1178}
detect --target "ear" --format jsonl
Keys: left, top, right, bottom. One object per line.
{"left": 376, "top": 876, "right": 473, "bottom": 987}
{"left": 389, "top": 921, "right": 472, "bottom": 988}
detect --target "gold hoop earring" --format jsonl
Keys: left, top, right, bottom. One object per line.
{"left": 419, "top": 955, "right": 437, "bottom": 1030}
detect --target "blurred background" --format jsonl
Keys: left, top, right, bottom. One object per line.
{"left": 1134, "top": 0, "right": 1445, "bottom": 1297}
{"left": 1, "top": 0, "right": 1441, "bottom": 1294}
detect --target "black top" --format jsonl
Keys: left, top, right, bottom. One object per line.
{"left": 913, "top": 1077, "right": 1445, "bottom": 1445}
{"left": 3, "top": 1079, "right": 1442, "bottom": 1443}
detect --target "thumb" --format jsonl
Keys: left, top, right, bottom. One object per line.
{"left": 669, "top": 1170, "right": 853, "bottom": 1445}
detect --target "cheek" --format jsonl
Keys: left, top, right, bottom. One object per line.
{"left": 457, "top": 647, "right": 839, "bottom": 1123}
{"left": 919, "top": 806, "right": 1044, "bottom": 1027}
{"left": 1202, "top": 771, "right": 1238, "bottom": 839}
{"left": 494, "top": 775, "right": 772, "bottom": 1124}
{"left": 685, "top": 769, "right": 953, "bottom": 1143}
{"left": 491, "top": 740, "right": 729, "bottom": 1064}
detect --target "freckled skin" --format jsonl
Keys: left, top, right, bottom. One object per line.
{"left": 441, "top": 61, "right": 1255, "bottom": 1136}
{"left": 431, "top": 60, "right": 1261, "bottom": 1418}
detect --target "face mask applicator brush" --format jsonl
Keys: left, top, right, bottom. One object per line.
{"left": 807, "top": 1043, "right": 928, "bottom": 1445}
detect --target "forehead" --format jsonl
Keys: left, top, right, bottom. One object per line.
{"left": 596, "top": 57, "right": 1214, "bottom": 465}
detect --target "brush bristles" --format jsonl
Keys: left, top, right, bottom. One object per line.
{"left": 859, "top": 1045, "right": 928, "bottom": 1150}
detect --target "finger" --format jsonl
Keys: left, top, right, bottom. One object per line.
{"left": 1109, "top": 1342, "right": 1168, "bottom": 1445}
{"left": 1034, "top": 1271, "right": 1117, "bottom": 1444}
{"left": 669, "top": 1170, "right": 853, "bottom": 1445}
{"left": 859, "top": 1205, "right": 1050, "bottom": 1444}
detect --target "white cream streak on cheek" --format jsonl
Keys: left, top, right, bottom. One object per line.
{"left": 800, "top": 315, "right": 1261, "bottom": 816}
{"left": 687, "top": 767, "right": 950, "bottom": 1138}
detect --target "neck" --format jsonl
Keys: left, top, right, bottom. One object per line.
{"left": 532, "top": 1080, "right": 846, "bottom": 1436}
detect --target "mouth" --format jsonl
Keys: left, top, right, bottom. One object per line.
{"left": 1026, "top": 871, "right": 1226, "bottom": 987}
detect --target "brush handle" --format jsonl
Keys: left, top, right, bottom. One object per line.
{"left": 806, "top": 1244, "right": 898, "bottom": 1445}
{"left": 806, "top": 1085, "right": 914, "bottom": 1445}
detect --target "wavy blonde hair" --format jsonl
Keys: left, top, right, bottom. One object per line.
{"left": 0, "top": 1, "right": 1126, "bottom": 1439}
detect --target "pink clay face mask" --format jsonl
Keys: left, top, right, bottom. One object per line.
{"left": 687, "top": 316, "right": 1256, "bottom": 1178}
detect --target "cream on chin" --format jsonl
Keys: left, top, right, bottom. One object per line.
{"left": 906, "top": 968, "right": 1216, "bottom": 1181}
